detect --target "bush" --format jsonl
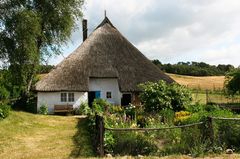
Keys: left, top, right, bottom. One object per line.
{"left": 111, "top": 132, "right": 158, "bottom": 156}
{"left": 75, "top": 102, "right": 92, "bottom": 115}
{"left": 139, "top": 80, "right": 192, "bottom": 113}
{"left": 159, "top": 108, "right": 175, "bottom": 124}
{"left": 0, "top": 85, "right": 10, "bottom": 100}
{"left": 38, "top": 104, "right": 48, "bottom": 115}
{"left": 92, "top": 98, "right": 111, "bottom": 116}
{"left": 0, "top": 103, "right": 11, "bottom": 119}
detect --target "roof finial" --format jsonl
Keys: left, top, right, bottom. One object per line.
{"left": 104, "top": 10, "right": 107, "bottom": 18}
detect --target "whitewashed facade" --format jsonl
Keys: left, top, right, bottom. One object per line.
{"left": 89, "top": 78, "right": 122, "bottom": 105}
{"left": 37, "top": 78, "right": 122, "bottom": 114}
{"left": 37, "top": 92, "right": 88, "bottom": 114}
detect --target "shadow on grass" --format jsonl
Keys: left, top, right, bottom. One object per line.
{"left": 70, "top": 117, "right": 95, "bottom": 158}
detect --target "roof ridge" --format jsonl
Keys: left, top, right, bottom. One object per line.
{"left": 96, "top": 16, "right": 115, "bottom": 29}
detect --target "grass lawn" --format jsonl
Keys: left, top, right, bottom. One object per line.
{"left": 1, "top": 111, "right": 240, "bottom": 159}
{"left": 0, "top": 111, "right": 94, "bottom": 159}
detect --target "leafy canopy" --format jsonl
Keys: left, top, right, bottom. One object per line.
{"left": 139, "top": 80, "right": 192, "bottom": 113}
{"left": 225, "top": 69, "right": 240, "bottom": 95}
{"left": 0, "top": 0, "right": 84, "bottom": 94}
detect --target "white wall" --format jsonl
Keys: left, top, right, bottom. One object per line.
{"left": 89, "top": 78, "right": 121, "bottom": 105}
{"left": 37, "top": 92, "right": 88, "bottom": 114}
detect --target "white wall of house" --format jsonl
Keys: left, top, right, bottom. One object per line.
{"left": 37, "top": 92, "right": 88, "bottom": 114}
{"left": 89, "top": 78, "right": 121, "bottom": 105}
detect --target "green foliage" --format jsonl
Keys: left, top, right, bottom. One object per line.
{"left": 139, "top": 80, "right": 192, "bottom": 113}
{"left": 153, "top": 60, "right": 235, "bottom": 76}
{"left": 75, "top": 102, "right": 92, "bottom": 115}
{"left": 112, "top": 132, "right": 158, "bottom": 156}
{"left": 159, "top": 108, "right": 175, "bottom": 124}
{"left": 92, "top": 98, "right": 110, "bottom": 116}
{"left": 104, "top": 131, "right": 116, "bottom": 153}
{"left": 225, "top": 69, "right": 240, "bottom": 95}
{"left": 0, "top": 84, "right": 10, "bottom": 100}
{"left": 0, "top": 0, "right": 84, "bottom": 95}
{"left": 0, "top": 70, "right": 10, "bottom": 100}
{"left": 125, "top": 103, "right": 136, "bottom": 120}
{"left": 38, "top": 104, "right": 48, "bottom": 115}
{"left": 216, "top": 120, "right": 240, "bottom": 150}
{"left": 37, "top": 65, "right": 55, "bottom": 74}
{"left": 0, "top": 103, "right": 11, "bottom": 119}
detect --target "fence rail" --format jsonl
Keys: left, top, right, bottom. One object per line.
{"left": 105, "top": 122, "right": 204, "bottom": 132}
{"left": 95, "top": 115, "right": 240, "bottom": 157}
{"left": 211, "top": 117, "right": 240, "bottom": 121}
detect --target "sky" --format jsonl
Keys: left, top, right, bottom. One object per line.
{"left": 49, "top": 0, "right": 240, "bottom": 67}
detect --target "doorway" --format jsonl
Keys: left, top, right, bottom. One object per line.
{"left": 88, "top": 91, "right": 101, "bottom": 107}
{"left": 121, "top": 93, "right": 132, "bottom": 106}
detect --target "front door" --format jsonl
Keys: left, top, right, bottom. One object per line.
{"left": 121, "top": 93, "right": 132, "bottom": 106}
{"left": 88, "top": 91, "right": 101, "bottom": 107}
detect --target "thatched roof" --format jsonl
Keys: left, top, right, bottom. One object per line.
{"left": 36, "top": 17, "right": 174, "bottom": 92}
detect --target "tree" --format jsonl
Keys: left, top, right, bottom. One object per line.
{"left": 0, "top": 0, "right": 84, "bottom": 96}
{"left": 139, "top": 80, "right": 192, "bottom": 113}
{"left": 225, "top": 69, "right": 240, "bottom": 95}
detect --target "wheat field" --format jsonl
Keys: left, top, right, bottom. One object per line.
{"left": 168, "top": 73, "right": 225, "bottom": 90}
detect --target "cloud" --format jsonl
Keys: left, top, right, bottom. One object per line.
{"left": 49, "top": 0, "right": 240, "bottom": 67}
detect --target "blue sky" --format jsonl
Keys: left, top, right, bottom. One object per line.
{"left": 49, "top": 0, "right": 240, "bottom": 67}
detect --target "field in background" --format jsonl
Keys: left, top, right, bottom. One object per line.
{"left": 0, "top": 111, "right": 93, "bottom": 159}
{"left": 168, "top": 73, "right": 225, "bottom": 90}
{"left": 168, "top": 73, "right": 240, "bottom": 105}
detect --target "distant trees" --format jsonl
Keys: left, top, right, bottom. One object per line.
{"left": 152, "top": 60, "right": 235, "bottom": 76}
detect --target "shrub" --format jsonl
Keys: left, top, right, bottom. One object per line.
{"left": 139, "top": 80, "right": 192, "bottom": 113}
{"left": 92, "top": 98, "right": 110, "bottom": 116}
{"left": 159, "top": 108, "right": 175, "bottom": 124}
{"left": 112, "top": 132, "right": 158, "bottom": 156}
{"left": 0, "top": 103, "right": 11, "bottom": 119}
{"left": 76, "top": 102, "right": 92, "bottom": 115}
{"left": 38, "top": 104, "right": 48, "bottom": 115}
{"left": 0, "top": 85, "right": 10, "bottom": 100}
{"left": 124, "top": 103, "right": 136, "bottom": 120}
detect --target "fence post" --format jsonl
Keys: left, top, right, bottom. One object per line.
{"left": 207, "top": 117, "right": 214, "bottom": 145}
{"left": 96, "top": 115, "right": 105, "bottom": 157}
{"left": 206, "top": 90, "right": 209, "bottom": 104}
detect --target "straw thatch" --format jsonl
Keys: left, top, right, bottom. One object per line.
{"left": 36, "top": 17, "right": 174, "bottom": 92}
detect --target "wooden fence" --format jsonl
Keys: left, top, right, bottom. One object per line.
{"left": 95, "top": 115, "right": 240, "bottom": 157}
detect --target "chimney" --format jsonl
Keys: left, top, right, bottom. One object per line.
{"left": 82, "top": 19, "right": 88, "bottom": 42}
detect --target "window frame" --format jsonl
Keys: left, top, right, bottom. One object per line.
{"left": 106, "top": 91, "right": 112, "bottom": 99}
{"left": 68, "top": 92, "right": 75, "bottom": 102}
{"left": 60, "top": 92, "right": 75, "bottom": 102}
{"left": 61, "top": 93, "right": 67, "bottom": 102}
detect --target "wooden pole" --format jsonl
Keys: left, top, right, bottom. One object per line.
{"left": 207, "top": 117, "right": 214, "bottom": 145}
{"left": 96, "top": 115, "right": 105, "bottom": 157}
{"left": 99, "top": 116, "right": 105, "bottom": 157}
{"left": 206, "top": 90, "right": 209, "bottom": 104}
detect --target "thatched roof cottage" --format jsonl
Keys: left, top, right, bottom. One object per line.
{"left": 36, "top": 17, "right": 174, "bottom": 113}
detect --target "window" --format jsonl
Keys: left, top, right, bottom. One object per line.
{"left": 60, "top": 92, "right": 74, "bottom": 102}
{"left": 61, "top": 93, "right": 67, "bottom": 102}
{"left": 106, "top": 92, "right": 112, "bottom": 98}
{"left": 68, "top": 93, "right": 74, "bottom": 102}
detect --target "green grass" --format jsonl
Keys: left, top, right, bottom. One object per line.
{"left": 0, "top": 111, "right": 94, "bottom": 159}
